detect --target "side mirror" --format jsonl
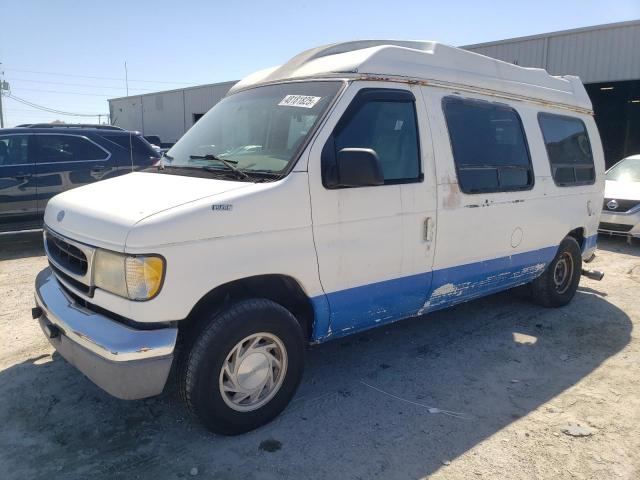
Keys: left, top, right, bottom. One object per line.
{"left": 336, "top": 148, "right": 384, "bottom": 187}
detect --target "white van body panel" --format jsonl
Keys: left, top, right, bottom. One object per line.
{"left": 44, "top": 173, "right": 251, "bottom": 250}
{"left": 39, "top": 40, "right": 604, "bottom": 338}
{"left": 306, "top": 81, "right": 438, "bottom": 338}
{"left": 34, "top": 40, "right": 606, "bottom": 405}
{"left": 421, "top": 86, "right": 603, "bottom": 311}
{"left": 45, "top": 172, "right": 324, "bottom": 323}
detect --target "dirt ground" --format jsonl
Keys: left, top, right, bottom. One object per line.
{"left": 0, "top": 232, "right": 638, "bottom": 480}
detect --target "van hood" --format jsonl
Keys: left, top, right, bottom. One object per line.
{"left": 44, "top": 172, "right": 251, "bottom": 250}
{"left": 604, "top": 179, "right": 640, "bottom": 201}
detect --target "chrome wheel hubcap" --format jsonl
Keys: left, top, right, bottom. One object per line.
{"left": 219, "top": 333, "right": 287, "bottom": 412}
{"left": 553, "top": 252, "right": 574, "bottom": 294}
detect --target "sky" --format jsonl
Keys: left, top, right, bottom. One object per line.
{"left": 0, "top": 0, "right": 638, "bottom": 127}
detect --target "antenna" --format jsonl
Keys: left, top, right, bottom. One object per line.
{"left": 0, "top": 62, "right": 6, "bottom": 128}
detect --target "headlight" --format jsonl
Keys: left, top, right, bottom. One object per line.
{"left": 94, "top": 249, "right": 165, "bottom": 301}
{"left": 124, "top": 255, "right": 165, "bottom": 300}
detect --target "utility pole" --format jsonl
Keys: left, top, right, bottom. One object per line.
{"left": 0, "top": 81, "right": 8, "bottom": 128}
{"left": 124, "top": 61, "right": 129, "bottom": 97}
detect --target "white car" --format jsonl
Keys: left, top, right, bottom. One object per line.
{"left": 33, "top": 40, "right": 605, "bottom": 435}
{"left": 599, "top": 154, "right": 640, "bottom": 240}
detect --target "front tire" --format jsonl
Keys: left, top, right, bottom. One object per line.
{"left": 179, "top": 299, "right": 305, "bottom": 435}
{"left": 531, "top": 236, "right": 582, "bottom": 307}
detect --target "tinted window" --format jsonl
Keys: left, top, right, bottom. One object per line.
{"left": 334, "top": 93, "right": 420, "bottom": 183}
{"left": 101, "top": 134, "right": 158, "bottom": 157}
{"left": 443, "top": 97, "right": 533, "bottom": 193}
{"left": 0, "top": 135, "right": 30, "bottom": 166}
{"left": 37, "top": 135, "right": 108, "bottom": 162}
{"left": 538, "top": 113, "right": 594, "bottom": 186}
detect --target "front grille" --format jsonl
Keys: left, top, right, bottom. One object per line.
{"left": 45, "top": 232, "right": 88, "bottom": 276}
{"left": 599, "top": 222, "right": 633, "bottom": 233}
{"left": 50, "top": 262, "right": 92, "bottom": 295}
{"left": 603, "top": 198, "right": 640, "bottom": 213}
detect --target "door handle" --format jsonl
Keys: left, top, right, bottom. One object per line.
{"left": 424, "top": 217, "right": 433, "bottom": 242}
{"left": 91, "top": 166, "right": 106, "bottom": 174}
{"left": 13, "top": 173, "right": 32, "bottom": 181}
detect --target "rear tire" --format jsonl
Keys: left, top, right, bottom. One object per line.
{"left": 179, "top": 299, "right": 305, "bottom": 435}
{"left": 531, "top": 236, "right": 582, "bottom": 308}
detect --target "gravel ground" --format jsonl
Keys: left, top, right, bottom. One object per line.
{"left": 0, "top": 232, "right": 638, "bottom": 480}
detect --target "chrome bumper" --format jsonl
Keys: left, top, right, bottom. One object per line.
{"left": 34, "top": 267, "right": 177, "bottom": 400}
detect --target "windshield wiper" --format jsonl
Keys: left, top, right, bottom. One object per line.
{"left": 156, "top": 152, "right": 174, "bottom": 170}
{"left": 189, "top": 154, "right": 248, "bottom": 179}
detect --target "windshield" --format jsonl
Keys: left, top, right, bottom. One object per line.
{"left": 164, "top": 81, "right": 342, "bottom": 176}
{"left": 606, "top": 157, "right": 640, "bottom": 183}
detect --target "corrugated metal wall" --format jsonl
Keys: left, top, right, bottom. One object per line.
{"left": 141, "top": 90, "right": 183, "bottom": 143}
{"left": 465, "top": 21, "right": 640, "bottom": 84}
{"left": 182, "top": 82, "right": 236, "bottom": 133}
{"left": 109, "top": 96, "right": 143, "bottom": 134}
{"left": 108, "top": 81, "right": 236, "bottom": 143}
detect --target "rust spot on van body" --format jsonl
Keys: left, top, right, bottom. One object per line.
{"left": 442, "top": 183, "right": 461, "bottom": 209}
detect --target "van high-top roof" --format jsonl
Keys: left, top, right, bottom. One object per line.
{"left": 230, "top": 41, "right": 592, "bottom": 113}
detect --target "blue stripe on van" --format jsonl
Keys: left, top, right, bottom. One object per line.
{"left": 310, "top": 244, "right": 558, "bottom": 342}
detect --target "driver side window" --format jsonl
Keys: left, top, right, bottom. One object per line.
{"left": 323, "top": 88, "right": 422, "bottom": 187}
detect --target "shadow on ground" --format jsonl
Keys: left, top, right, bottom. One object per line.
{"left": 0, "top": 231, "right": 44, "bottom": 261}
{"left": 0, "top": 284, "right": 631, "bottom": 479}
{"left": 597, "top": 234, "right": 640, "bottom": 257}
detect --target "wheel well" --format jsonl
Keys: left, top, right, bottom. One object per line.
{"left": 567, "top": 227, "right": 585, "bottom": 249}
{"left": 182, "top": 275, "right": 315, "bottom": 341}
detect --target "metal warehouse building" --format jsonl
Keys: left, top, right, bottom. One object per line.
{"left": 109, "top": 20, "right": 640, "bottom": 165}
{"left": 108, "top": 81, "right": 237, "bottom": 144}
{"left": 464, "top": 20, "right": 640, "bottom": 167}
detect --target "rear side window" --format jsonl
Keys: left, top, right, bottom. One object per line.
{"left": 538, "top": 113, "right": 595, "bottom": 186}
{"left": 330, "top": 89, "right": 421, "bottom": 184}
{"left": 443, "top": 96, "right": 533, "bottom": 194}
{"left": 37, "top": 135, "right": 108, "bottom": 162}
{"left": 0, "top": 135, "right": 30, "bottom": 166}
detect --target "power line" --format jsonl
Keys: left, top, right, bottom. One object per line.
{"left": 5, "top": 108, "right": 79, "bottom": 113}
{"left": 9, "top": 87, "right": 116, "bottom": 97}
{"left": 3, "top": 67, "right": 201, "bottom": 85}
{"left": 9, "top": 77, "right": 160, "bottom": 92}
{"left": 4, "top": 93, "right": 108, "bottom": 117}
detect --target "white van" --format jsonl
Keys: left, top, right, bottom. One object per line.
{"left": 33, "top": 41, "right": 605, "bottom": 434}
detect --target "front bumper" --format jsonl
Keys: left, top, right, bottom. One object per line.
{"left": 34, "top": 267, "right": 177, "bottom": 400}
{"left": 599, "top": 209, "right": 640, "bottom": 238}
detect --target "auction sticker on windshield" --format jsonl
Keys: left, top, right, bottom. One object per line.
{"left": 278, "top": 95, "right": 321, "bottom": 108}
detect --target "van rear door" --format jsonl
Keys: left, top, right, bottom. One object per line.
{"left": 423, "top": 89, "right": 552, "bottom": 310}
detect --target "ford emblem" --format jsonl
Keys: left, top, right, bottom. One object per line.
{"left": 606, "top": 199, "right": 619, "bottom": 210}
{"left": 57, "top": 210, "right": 65, "bottom": 222}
